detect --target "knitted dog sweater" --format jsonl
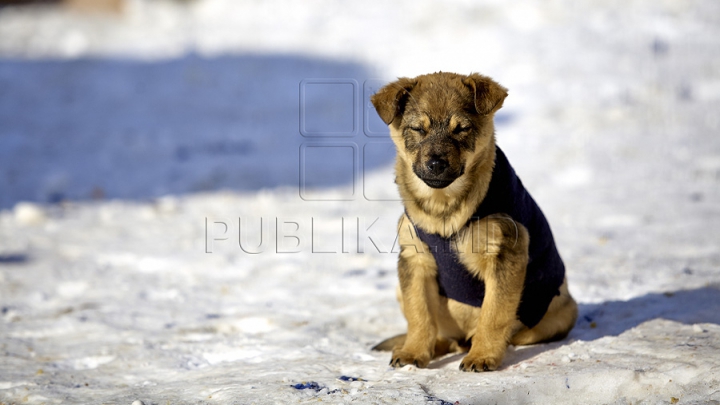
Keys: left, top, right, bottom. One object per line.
{"left": 412, "top": 146, "right": 565, "bottom": 328}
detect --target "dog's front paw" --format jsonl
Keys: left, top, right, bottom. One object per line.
{"left": 390, "top": 348, "right": 431, "bottom": 368}
{"left": 459, "top": 353, "right": 502, "bottom": 372}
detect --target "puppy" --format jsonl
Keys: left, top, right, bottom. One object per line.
{"left": 370, "top": 72, "right": 577, "bottom": 372}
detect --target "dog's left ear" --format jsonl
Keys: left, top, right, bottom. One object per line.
{"left": 371, "top": 77, "right": 418, "bottom": 125}
{"left": 462, "top": 74, "right": 508, "bottom": 116}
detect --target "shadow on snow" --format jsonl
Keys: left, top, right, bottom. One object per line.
{"left": 0, "top": 53, "right": 395, "bottom": 209}
{"left": 500, "top": 285, "right": 720, "bottom": 368}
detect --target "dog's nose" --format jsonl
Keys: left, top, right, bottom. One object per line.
{"left": 426, "top": 157, "right": 448, "bottom": 176}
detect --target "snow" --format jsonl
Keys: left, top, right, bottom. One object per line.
{"left": 1, "top": 0, "right": 719, "bottom": 404}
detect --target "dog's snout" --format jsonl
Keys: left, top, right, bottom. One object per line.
{"left": 426, "top": 156, "right": 448, "bottom": 176}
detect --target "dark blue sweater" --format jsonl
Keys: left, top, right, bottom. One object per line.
{"left": 412, "top": 147, "right": 565, "bottom": 328}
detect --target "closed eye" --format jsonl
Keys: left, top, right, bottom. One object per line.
{"left": 409, "top": 126, "right": 426, "bottom": 135}
{"left": 453, "top": 125, "right": 472, "bottom": 134}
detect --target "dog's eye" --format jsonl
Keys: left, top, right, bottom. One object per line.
{"left": 453, "top": 125, "right": 472, "bottom": 134}
{"left": 409, "top": 127, "right": 426, "bottom": 135}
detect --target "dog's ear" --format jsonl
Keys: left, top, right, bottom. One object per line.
{"left": 371, "top": 77, "right": 417, "bottom": 125}
{"left": 462, "top": 74, "right": 508, "bottom": 116}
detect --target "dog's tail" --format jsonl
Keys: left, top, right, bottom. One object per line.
{"left": 371, "top": 334, "right": 406, "bottom": 351}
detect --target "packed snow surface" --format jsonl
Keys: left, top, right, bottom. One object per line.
{"left": 1, "top": 0, "right": 719, "bottom": 404}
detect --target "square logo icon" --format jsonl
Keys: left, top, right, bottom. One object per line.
{"left": 299, "top": 143, "right": 357, "bottom": 200}
{"left": 362, "top": 141, "right": 403, "bottom": 201}
{"left": 299, "top": 79, "right": 358, "bottom": 137}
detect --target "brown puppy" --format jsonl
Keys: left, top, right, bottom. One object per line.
{"left": 370, "top": 72, "right": 577, "bottom": 372}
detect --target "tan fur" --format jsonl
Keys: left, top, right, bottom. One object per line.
{"left": 371, "top": 72, "right": 578, "bottom": 372}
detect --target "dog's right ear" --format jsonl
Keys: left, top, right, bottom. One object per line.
{"left": 371, "top": 77, "right": 417, "bottom": 125}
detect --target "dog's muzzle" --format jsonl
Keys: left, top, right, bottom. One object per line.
{"left": 414, "top": 157, "right": 464, "bottom": 189}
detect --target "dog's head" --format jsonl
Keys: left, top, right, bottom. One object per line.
{"left": 371, "top": 72, "right": 507, "bottom": 190}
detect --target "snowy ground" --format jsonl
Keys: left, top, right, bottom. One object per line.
{"left": 1, "top": 0, "right": 720, "bottom": 403}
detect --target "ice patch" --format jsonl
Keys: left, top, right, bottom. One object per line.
{"left": 96, "top": 253, "right": 176, "bottom": 273}
{"left": 203, "top": 349, "right": 263, "bottom": 365}
{"left": 96, "top": 253, "right": 139, "bottom": 268}
{"left": 146, "top": 288, "right": 181, "bottom": 301}
{"left": 215, "top": 317, "right": 275, "bottom": 335}
{"left": 13, "top": 202, "right": 46, "bottom": 225}
{"left": 0, "top": 381, "right": 34, "bottom": 389}
{"left": 10, "top": 323, "right": 79, "bottom": 339}
{"left": 71, "top": 355, "right": 116, "bottom": 370}
{"left": 61, "top": 30, "right": 88, "bottom": 57}
{"left": 24, "top": 395, "right": 56, "bottom": 404}
{"left": 692, "top": 324, "right": 706, "bottom": 333}
{"left": 57, "top": 281, "right": 89, "bottom": 298}
{"left": 180, "top": 333, "right": 215, "bottom": 342}
{"left": 137, "top": 257, "right": 174, "bottom": 273}
{"left": 352, "top": 352, "right": 376, "bottom": 362}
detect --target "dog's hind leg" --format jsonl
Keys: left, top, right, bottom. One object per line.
{"left": 511, "top": 278, "right": 578, "bottom": 345}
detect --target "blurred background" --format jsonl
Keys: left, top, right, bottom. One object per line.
{"left": 1, "top": 0, "right": 716, "bottom": 210}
